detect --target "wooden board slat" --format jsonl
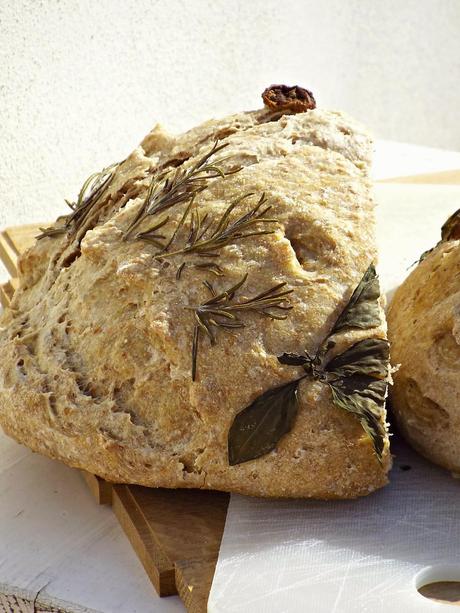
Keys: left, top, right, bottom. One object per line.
{"left": 112, "top": 486, "right": 177, "bottom": 597}
{"left": 124, "top": 486, "right": 229, "bottom": 567}
{"left": 0, "top": 281, "right": 14, "bottom": 309}
{"left": 379, "top": 168, "right": 460, "bottom": 185}
{"left": 0, "top": 232, "right": 19, "bottom": 278}
{"left": 175, "top": 557, "right": 219, "bottom": 613}
{"left": 0, "top": 225, "right": 41, "bottom": 277}
{"left": 111, "top": 485, "right": 229, "bottom": 599}
{"left": 80, "top": 471, "right": 113, "bottom": 506}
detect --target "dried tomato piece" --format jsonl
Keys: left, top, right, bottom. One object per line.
{"left": 262, "top": 84, "right": 316, "bottom": 113}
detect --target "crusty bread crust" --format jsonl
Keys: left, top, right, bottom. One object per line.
{"left": 0, "top": 106, "right": 390, "bottom": 498}
{"left": 388, "top": 241, "right": 460, "bottom": 472}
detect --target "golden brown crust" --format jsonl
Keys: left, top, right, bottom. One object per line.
{"left": 0, "top": 104, "right": 389, "bottom": 498}
{"left": 388, "top": 241, "right": 460, "bottom": 472}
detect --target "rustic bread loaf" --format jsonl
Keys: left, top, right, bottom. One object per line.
{"left": 0, "top": 87, "right": 390, "bottom": 498}
{"left": 388, "top": 210, "right": 460, "bottom": 472}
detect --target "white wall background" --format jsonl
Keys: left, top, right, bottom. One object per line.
{"left": 1, "top": 0, "right": 459, "bottom": 234}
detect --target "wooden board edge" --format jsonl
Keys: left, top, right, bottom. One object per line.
{"left": 0, "top": 281, "right": 14, "bottom": 309}
{"left": 0, "top": 231, "right": 19, "bottom": 277}
{"left": 0, "top": 223, "right": 47, "bottom": 280}
{"left": 2, "top": 223, "right": 43, "bottom": 245}
{"left": 80, "top": 471, "right": 113, "bottom": 505}
{"left": 112, "top": 485, "right": 176, "bottom": 597}
{"left": 175, "top": 557, "right": 218, "bottom": 613}
{"left": 379, "top": 168, "right": 460, "bottom": 185}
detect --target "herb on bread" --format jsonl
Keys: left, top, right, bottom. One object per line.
{"left": 37, "top": 163, "right": 118, "bottom": 240}
{"left": 186, "top": 274, "right": 293, "bottom": 381}
{"left": 327, "top": 263, "right": 381, "bottom": 334}
{"left": 176, "top": 261, "right": 224, "bottom": 280}
{"left": 123, "top": 141, "right": 237, "bottom": 240}
{"left": 133, "top": 215, "right": 171, "bottom": 249}
{"left": 417, "top": 208, "right": 460, "bottom": 263}
{"left": 128, "top": 148, "right": 277, "bottom": 277}
{"left": 157, "top": 192, "right": 277, "bottom": 260}
{"left": 228, "top": 265, "right": 389, "bottom": 466}
{"left": 37, "top": 140, "right": 238, "bottom": 248}
{"left": 228, "top": 380, "right": 299, "bottom": 465}
{"left": 36, "top": 224, "right": 67, "bottom": 240}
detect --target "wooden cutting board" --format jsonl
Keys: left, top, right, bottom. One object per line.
{"left": 0, "top": 226, "right": 229, "bottom": 613}
{"left": 1, "top": 168, "right": 459, "bottom": 613}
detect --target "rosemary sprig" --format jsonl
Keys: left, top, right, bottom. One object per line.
{"left": 158, "top": 192, "right": 278, "bottom": 260}
{"left": 36, "top": 163, "right": 118, "bottom": 240}
{"left": 65, "top": 163, "right": 118, "bottom": 234}
{"left": 186, "top": 274, "right": 293, "bottom": 381}
{"left": 124, "top": 141, "right": 238, "bottom": 241}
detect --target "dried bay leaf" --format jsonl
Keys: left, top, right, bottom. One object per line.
{"left": 228, "top": 379, "right": 300, "bottom": 465}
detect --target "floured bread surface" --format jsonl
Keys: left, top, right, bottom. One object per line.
{"left": 0, "top": 101, "right": 390, "bottom": 498}
{"left": 388, "top": 240, "right": 460, "bottom": 473}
